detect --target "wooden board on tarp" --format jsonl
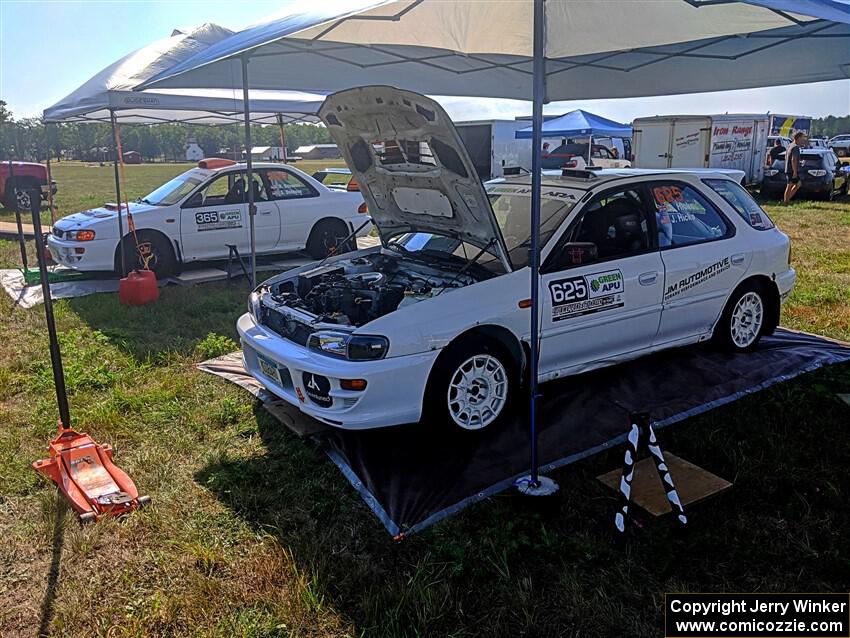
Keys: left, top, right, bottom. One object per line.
{"left": 597, "top": 453, "right": 732, "bottom": 517}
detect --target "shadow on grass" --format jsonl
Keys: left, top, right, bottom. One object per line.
{"left": 193, "top": 363, "right": 850, "bottom": 637}
{"left": 66, "top": 279, "right": 251, "bottom": 361}
{"left": 37, "top": 495, "right": 68, "bottom": 638}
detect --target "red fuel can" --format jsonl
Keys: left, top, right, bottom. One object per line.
{"left": 118, "top": 269, "right": 159, "bottom": 306}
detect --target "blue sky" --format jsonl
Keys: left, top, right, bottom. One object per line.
{"left": 1, "top": 0, "right": 848, "bottom": 123}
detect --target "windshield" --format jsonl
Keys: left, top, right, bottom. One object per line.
{"left": 142, "top": 168, "right": 211, "bottom": 206}
{"left": 386, "top": 185, "right": 579, "bottom": 271}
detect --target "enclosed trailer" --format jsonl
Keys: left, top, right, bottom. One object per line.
{"left": 633, "top": 114, "right": 769, "bottom": 185}
{"left": 455, "top": 120, "right": 533, "bottom": 180}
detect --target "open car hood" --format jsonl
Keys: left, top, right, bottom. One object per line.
{"left": 319, "top": 87, "right": 511, "bottom": 271}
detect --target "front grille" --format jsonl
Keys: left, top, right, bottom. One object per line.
{"left": 262, "top": 308, "right": 313, "bottom": 346}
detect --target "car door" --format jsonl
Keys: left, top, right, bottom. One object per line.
{"left": 265, "top": 167, "right": 324, "bottom": 252}
{"left": 538, "top": 185, "right": 664, "bottom": 376}
{"left": 180, "top": 171, "right": 249, "bottom": 261}
{"left": 649, "top": 180, "right": 748, "bottom": 345}
{"left": 248, "top": 170, "right": 282, "bottom": 254}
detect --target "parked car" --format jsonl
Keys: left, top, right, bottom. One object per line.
{"left": 0, "top": 161, "right": 57, "bottom": 208}
{"left": 47, "top": 159, "right": 370, "bottom": 277}
{"left": 311, "top": 167, "right": 360, "bottom": 192}
{"left": 238, "top": 87, "right": 795, "bottom": 432}
{"left": 766, "top": 135, "right": 791, "bottom": 150}
{"left": 807, "top": 137, "right": 829, "bottom": 150}
{"left": 761, "top": 148, "right": 849, "bottom": 200}
{"left": 542, "top": 142, "right": 631, "bottom": 170}
{"left": 829, "top": 134, "right": 850, "bottom": 157}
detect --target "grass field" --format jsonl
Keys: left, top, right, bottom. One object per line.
{"left": 0, "top": 163, "right": 848, "bottom": 637}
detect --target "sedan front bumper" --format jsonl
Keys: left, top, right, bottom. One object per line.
{"left": 237, "top": 312, "right": 439, "bottom": 429}
{"left": 46, "top": 234, "right": 115, "bottom": 272}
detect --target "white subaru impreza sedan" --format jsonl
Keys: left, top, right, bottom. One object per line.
{"left": 238, "top": 87, "right": 795, "bottom": 432}
{"left": 47, "top": 159, "right": 369, "bottom": 278}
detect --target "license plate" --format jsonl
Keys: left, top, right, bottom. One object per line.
{"left": 257, "top": 354, "right": 282, "bottom": 386}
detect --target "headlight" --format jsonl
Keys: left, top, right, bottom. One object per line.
{"left": 248, "top": 291, "right": 264, "bottom": 322}
{"left": 765, "top": 169, "right": 779, "bottom": 176}
{"left": 807, "top": 169, "right": 827, "bottom": 177}
{"left": 308, "top": 331, "right": 388, "bottom": 360}
{"left": 70, "top": 230, "right": 96, "bottom": 241}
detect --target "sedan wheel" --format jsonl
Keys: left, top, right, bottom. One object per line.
{"left": 729, "top": 291, "right": 764, "bottom": 349}
{"left": 447, "top": 354, "right": 509, "bottom": 430}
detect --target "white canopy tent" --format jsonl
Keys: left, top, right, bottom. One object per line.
{"left": 42, "top": 22, "right": 325, "bottom": 274}
{"left": 139, "top": 0, "right": 850, "bottom": 493}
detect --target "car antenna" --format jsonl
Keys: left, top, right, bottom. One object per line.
{"left": 435, "top": 238, "right": 496, "bottom": 296}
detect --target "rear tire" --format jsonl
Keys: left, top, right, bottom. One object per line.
{"left": 305, "top": 219, "right": 352, "bottom": 260}
{"left": 424, "top": 338, "right": 517, "bottom": 433}
{"left": 712, "top": 280, "right": 768, "bottom": 352}
{"left": 117, "top": 231, "right": 176, "bottom": 279}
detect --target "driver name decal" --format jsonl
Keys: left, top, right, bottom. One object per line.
{"left": 549, "top": 269, "right": 624, "bottom": 322}
{"left": 664, "top": 257, "right": 731, "bottom": 300}
{"left": 195, "top": 209, "right": 242, "bottom": 231}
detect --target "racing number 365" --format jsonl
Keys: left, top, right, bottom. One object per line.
{"left": 195, "top": 212, "right": 219, "bottom": 224}
{"left": 550, "top": 277, "right": 588, "bottom": 304}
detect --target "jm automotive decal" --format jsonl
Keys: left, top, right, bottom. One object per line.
{"left": 664, "top": 256, "right": 731, "bottom": 300}
{"left": 549, "top": 269, "right": 624, "bottom": 322}
{"left": 195, "top": 209, "right": 243, "bottom": 232}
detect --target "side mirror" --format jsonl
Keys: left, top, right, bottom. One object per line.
{"left": 550, "top": 242, "right": 598, "bottom": 270}
{"left": 183, "top": 192, "right": 203, "bottom": 208}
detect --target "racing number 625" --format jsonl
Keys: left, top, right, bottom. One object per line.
{"left": 550, "top": 277, "right": 587, "bottom": 304}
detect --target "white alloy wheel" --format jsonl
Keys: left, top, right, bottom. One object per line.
{"left": 730, "top": 291, "right": 764, "bottom": 349}
{"left": 447, "top": 354, "right": 508, "bottom": 430}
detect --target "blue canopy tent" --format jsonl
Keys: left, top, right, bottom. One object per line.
{"left": 515, "top": 110, "right": 631, "bottom": 140}
{"left": 138, "top": 0, "right": 850, "bottom": 533}
{"left": 516, "top": 109, "right": 632, "bottom": 165}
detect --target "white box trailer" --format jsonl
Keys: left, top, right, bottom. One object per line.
{"left": 633, "top": 114, "right": 769, "bottom": 185}
{"left": 455, "top": 120, "right": 533, "bottom": 180}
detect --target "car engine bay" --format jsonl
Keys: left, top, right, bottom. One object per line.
{"left": 261, "top": 250, "right": 489, "bottom": 327}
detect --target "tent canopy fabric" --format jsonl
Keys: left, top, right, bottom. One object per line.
{"left": 140, "top": 1, "right": 850, "bottom": 102}
{"left": 515, "top": 110, "right": 631, "bottom": 140}
{"left": 44, "top": 23, "right": 324, "bottom": 125}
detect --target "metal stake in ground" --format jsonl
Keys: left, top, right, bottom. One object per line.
{"left": 29, "top": 187, "right": 150, "bottom": 522}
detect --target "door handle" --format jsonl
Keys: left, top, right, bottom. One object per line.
{"left": 639, "top": 272, "right": 658, "bottom": 285}
{"left": 731, "top": 253, "right": 745, "bottom": 265}
{"left": 259, "top": 209, "right": 272, "bottom": 215}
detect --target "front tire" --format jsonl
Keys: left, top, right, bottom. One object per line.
{"left": 713, "top": 281, "right": 768, "bottom": 352}
{"left": 117, "top": 232, "right": 176, "bottom": 279}
{"left": 425, "top": 339, "right": 516, "bottom": 432}
{"left": 305, "top": 219, "right": 352, "bottom": 260}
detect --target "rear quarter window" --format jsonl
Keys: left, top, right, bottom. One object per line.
{"left": 703, "top": 179, "right": 774, "bottom": 230}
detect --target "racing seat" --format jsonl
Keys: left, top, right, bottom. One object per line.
{"left": 224, "top": 178, "right": 245, "bottom": 204}
{"left": 591, "top": 198, "right": 647, "bottom": 259}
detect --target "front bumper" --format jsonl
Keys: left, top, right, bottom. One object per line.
{"left": 237, "top": 312, "right": 439, "bottom": 429}
{"left": 46, "top": 234, "right": 115, "bottom": 271}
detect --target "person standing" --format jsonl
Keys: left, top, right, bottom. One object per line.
{"left": 767, "top": 137, "right": 784, "bottom": 168}
{"left": 783, "top": 132, "right": 806, "bottom": 204}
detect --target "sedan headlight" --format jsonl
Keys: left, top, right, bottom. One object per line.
{"left": 68, "top": 230, "right": 96, "bottom": 241}
{"left": 764, "top": 169, "right": 779, "bottom": 177}
{"left": 807, "top": 169, "right": 827, "bottom": 177}
{"left": 248, "top": 291, "right": 264, "bottom": 322}
{"left": 308, "top": 331, "right": 388, "bottom": 361}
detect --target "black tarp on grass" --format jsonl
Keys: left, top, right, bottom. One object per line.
{"left": 321, "top": 329, "right": 850, "bottom": 536}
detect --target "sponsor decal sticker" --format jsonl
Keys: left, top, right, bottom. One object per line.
{"left": 488, "top": 185, "right": 578, "bottom": 201}
{"left": 194, "top": 209, "right": 243, "bottom": 231}
{"left": 549, "top": 269, "right": 624, "bottom": 321}
{"left": 302, "top": 372, "right": 332, "bottom": 408}
{"left": 664, "top": 257, "right": 731, "bottom": 300}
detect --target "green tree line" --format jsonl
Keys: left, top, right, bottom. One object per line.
{"left": 0, "top": 100, "right": 333, "bottom": 162}
{"left": 2, "top": 100, "right": 849, "bottom": 162}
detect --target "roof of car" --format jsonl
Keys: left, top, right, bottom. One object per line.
{"left": 492, "top": 168, "right": 737, "bottom": 190}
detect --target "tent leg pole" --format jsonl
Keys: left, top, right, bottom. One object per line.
{"left": 110, "top": 110, "right": 126, "bottom": 277}
{"left": 28, "top": 187, "right": 71, "bottom": 429}
{"left": 515, "top": 0, "right": 559, "bottom": 502}
{"left": 241, "top": 55, "right": 257, "bottom": 289}
{"left": 277, "top": 113, "right": 288, "bottom": 163}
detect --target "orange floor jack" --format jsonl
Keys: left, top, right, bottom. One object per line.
{"left": 23, "top": 188, "right": 150, "bottom": 522}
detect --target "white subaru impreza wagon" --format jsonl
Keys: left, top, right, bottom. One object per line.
{"left": 238, "top": 87, "right": 795, "bottom": 432}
